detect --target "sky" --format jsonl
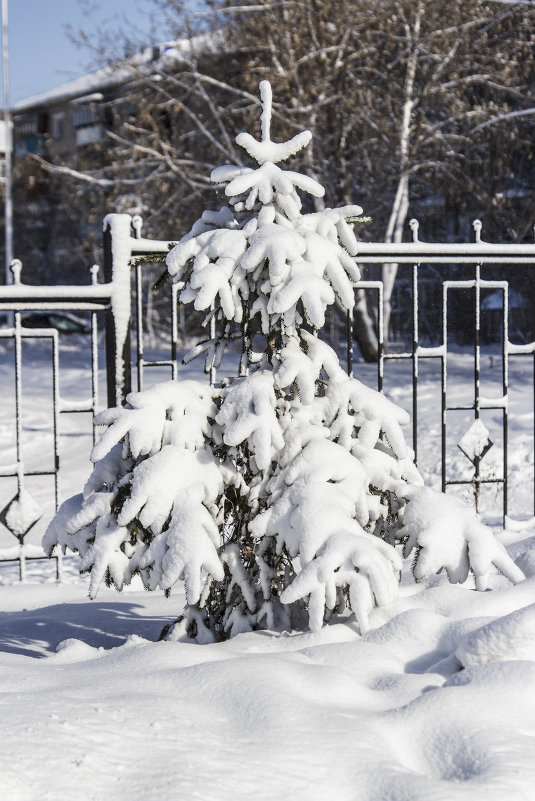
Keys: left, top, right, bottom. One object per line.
{"left": 5, "top": 0, "right": 172, "bottom": 104}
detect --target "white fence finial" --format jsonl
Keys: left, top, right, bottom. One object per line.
{"left": 132, "top": 215, "right": 143, "bottom": 239}
{"left": 473, "top": 219, "right": 482, "bottom": 243}
{"left": 10, "top": 259, "right": 22, "bottom": 284}
{"left": 259, "top": 80, "right": 272, "bottom": 143}
{"left": 409, "top": 218, "right": 420, "bottom": 242}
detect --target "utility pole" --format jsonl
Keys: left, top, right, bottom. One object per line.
{"left": 2, "top": 0, "right": 12, "bottom": 285}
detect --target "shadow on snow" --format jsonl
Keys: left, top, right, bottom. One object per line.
{"left": 0, "top": 600, "right": 170, "bottom": 658}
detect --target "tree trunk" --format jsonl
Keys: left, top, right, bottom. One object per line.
{"left": 354, "top": 288, "right": 379, "bottom": 362}
{"left": 381, "top": 3, "right": 421, "bottom": 347}
{"left": 382, "top": 171, "right": 410, "bottom": 344}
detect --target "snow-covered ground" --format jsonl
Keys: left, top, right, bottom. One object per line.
{"left": 2, "top": 336, "right": 535, "bottom": 800}
{"left": 3, "top": 549, "right": 535, "bottom": 800}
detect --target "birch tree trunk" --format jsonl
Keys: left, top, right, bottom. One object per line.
{"left": 381, "top": 2, "right": 421, "bottom": 347}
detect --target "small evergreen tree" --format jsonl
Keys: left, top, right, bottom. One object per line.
{"left": 44, "top": 82, "right": 523, "bottom": 642}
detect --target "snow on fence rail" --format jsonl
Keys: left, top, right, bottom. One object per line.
{"left": 1, "top": 213, "right": 535, "bottom": 573}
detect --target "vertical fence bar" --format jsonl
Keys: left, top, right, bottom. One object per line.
{"left": 209, "top": 305, "right": 216, "bottom": 386}
{"left": 410, "top": 220, "right": 420, "bottom": 460}
{"left": 135, "top": 262, "right": 144, "bottom": 392}
{"left": 412, "top": 261, "right": 419, "bottom": 461}
{"left": 13, "top": 308, "right": 26, "bottom": 580}
{"left": 441, "top": 284, "right": 448, "bottom": 494}
{"left": 103, "top": 214, "right": 133, "bottom": 407}
{"left": 346, "top": 309, "right": 353, "bottom": 378}
{"left": 472, "top": 222, "right": 483, "bottom": 512}
{"left": 377, "top": 283, "right": 384, "bottom": 394}
{"left": 13, "top": 308, "right": 23, "bottom": 502}
{"left": 474, "top": 261, "right": 481, "bottom": 512}
{"left": 90, "top": 265, "right": 99, "bottom": 447}
{"left": 51, "top": 330, "right": 59, "bottom": 511}
{"left": 171, "top": 283, "right": 179, "bottom": 381}
{"left": 502, "top": 284, "right": 509, "bottom": 524}
{"left": 132, "top": 216, "right": 144, "bottom": 393}
{"left": 51, "top": 330, "right": 62, "bottom": 580}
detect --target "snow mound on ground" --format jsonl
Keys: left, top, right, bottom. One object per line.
{"left": 379, "top": 659, "right": 535, "bottom": 799}
{"left": 512, "top": 535, "right": 535, "bottom": 577}
{"left": 455, "top": 602, "right": 535, "bottom": 667}
{"left": 51, "top": 638, "right": 105, "bottom": 663}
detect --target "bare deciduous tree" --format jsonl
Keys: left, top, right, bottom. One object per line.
{"left": 16, "top": 0, "right": 535, "bottom": 353}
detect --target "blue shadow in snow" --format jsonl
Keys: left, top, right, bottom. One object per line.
{"left": 0, "top": 600, "right": 172, "bottom": 659}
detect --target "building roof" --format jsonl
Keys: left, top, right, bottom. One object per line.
{"left": 12, "top": 67, "right": 124, "bottom": 113}
{"left": 12, "top": 34, "right": 217, "bottom": 114}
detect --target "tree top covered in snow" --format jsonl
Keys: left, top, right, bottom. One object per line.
{"left": 165, "top": 79, "right": 364, "bottom": 347}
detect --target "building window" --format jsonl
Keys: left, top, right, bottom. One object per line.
{"left": 73, "top": 102, "right": 102, "bottom": 129}
{"left": 15, "top": 115, "right": 38, "bottom": 139}
{"left": 75, "top": 125, "right": 103, "bottom": 146}
{"left": 51, "top": 112, "right": 64, "bottom": 140}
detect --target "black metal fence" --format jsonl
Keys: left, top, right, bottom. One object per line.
{"left": 1, "top": 213, "right": 535, "bottom": 575}
{"left": 350, "top": 220, "right": 535, "bottom": 523}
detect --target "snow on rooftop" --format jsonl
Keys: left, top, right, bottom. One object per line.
{"left": 12, "top": 66, "right": 125, "bottom": 113}
{"left": 13, "top": 33, "right": 219, "bottom": 113}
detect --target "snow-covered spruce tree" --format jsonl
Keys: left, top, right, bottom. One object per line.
{"left": 44, "top": 82, "right": 523, "bottom": 642}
